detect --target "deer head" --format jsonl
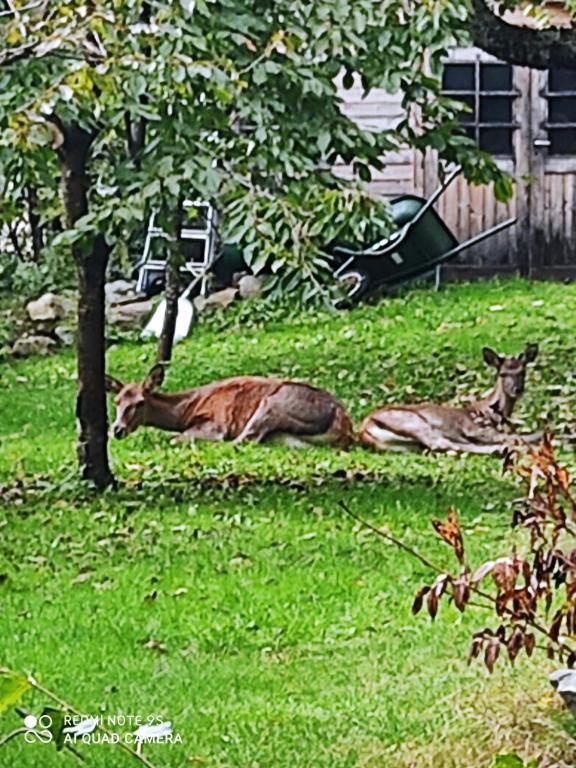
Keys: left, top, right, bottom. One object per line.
{"left": 105, "top": 364, "right": 165, "bottom": 439}
{"left": 482, "top": 343, "right": 539, "bottom": 401}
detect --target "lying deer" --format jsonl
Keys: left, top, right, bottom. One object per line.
{"left": 359, "top": 344, "right": 540, "bottom": 455}
{"left": 105, "top": 364, "right": 353, "bottom": 447}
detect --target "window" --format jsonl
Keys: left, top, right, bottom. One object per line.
{"left": 441, "top": 62, "right": 517, "bottom": 156}
{"left": 546, "top": 67, "right": 576, "bottom": 155}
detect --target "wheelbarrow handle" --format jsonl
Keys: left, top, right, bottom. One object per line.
{"left": 333, "top": 166, "right": 462, "bottom": 260}
{"left": 438, "top": 217, "right": 517, "bottom": 261}
{"left": 405, "top": 166, "right": 461, "bottom": 232}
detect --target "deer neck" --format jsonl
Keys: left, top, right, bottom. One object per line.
{"left": 476, "top": 376, "right": 516, "bottom": 422}
{"left": 143, "top": 392, "right": 191, "bottom": 432}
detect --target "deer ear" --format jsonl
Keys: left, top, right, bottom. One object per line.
{"left": 482, "top": 347, "right": 503, "bottom": 369}
{"left": 143, "top": 363, "right": 165, "bottom": 392}
{"left": 105, "top": 375, "right": 124, "bottom": 394}
{"left": 521, "top": 343, "right": 539, "bottom": 364}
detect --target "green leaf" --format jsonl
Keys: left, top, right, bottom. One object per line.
{"left": 353, "top": 10, "right": 366, "bottom": 35}
{"left": 342, "top": 69, "right": 354, "bottom": 90}
{"left": 246, "top": 250, "right": 269, "bottom": 274}
{"left": 492, "top": 755, "right": 526, "bottom": 768}
{"left": 317, "top": 130, "right": 330, "bottom": 155}
{"left": 252, "top": 66, "right": 267, "bottom": 85}
{"left": 142, "top": 180, "right": 162, "bottom": 200}
{"left": 493, "top": 175, "right": 514, "bottom": 203}
{"left": 356, "top": 162, "right": 372, "bottom": 183}
{"left": 0, "top": 668, "right": 30, "bottom": 713}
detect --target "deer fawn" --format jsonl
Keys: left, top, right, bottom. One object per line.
{"left": 105, "top": 365, "right": 353, "bottom": 448}
{"left": 359, "top": 344, "right": 540, "bottom": 455}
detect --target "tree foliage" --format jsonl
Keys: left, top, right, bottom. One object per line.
{"left": 0, "top": 0, "right": 510, "bottom": 291}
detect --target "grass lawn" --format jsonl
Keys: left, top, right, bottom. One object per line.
{"left": 1, "top": 278, "right": 576, "bottom": 767}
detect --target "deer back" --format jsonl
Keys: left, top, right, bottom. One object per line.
{"left": 178, "top": 376, "right": 285, "bottom": 438}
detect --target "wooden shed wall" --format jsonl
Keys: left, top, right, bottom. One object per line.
{"left": 335, "top": 78, "right": 416, "bottom": 199}
{"left": 336, "top": 74, "right": 520, "bottom": 277}
{"left": 337, "top": 51, "right": 576, "bottom": 280}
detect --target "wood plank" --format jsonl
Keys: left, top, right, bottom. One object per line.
{"left": 338, "top": 88, "right": 404, "bottom": 104}
{"left": 333, "top": 165, "right": 413, "bottom": 182}
{"left": 544, "top": 175, "right": 553, "bottom": 265}
{"left": 514, "top": 67, "right": 532, "bottom": 275}
{"left": 469, "top": 183, "right": 484, "bottom": 240}
{"left": 565, "top": 175, "right": 574, "bottom": 257}
{"left": 459, "top": 179, "right": 471, "bottom": 245}
{"left": 479, "top": 184, "right": 496, "bottom": 266}
{"left": 553, "top": 174, "right": 565, "bottom": 265}
{"left": 368, "top": 180, "right": 415, "bottom": 197}
{"left": 340, "top": 100, "right": 405, "bottom": 114}
{"left": 442, "top": 265, "right": 520, "bottom": 281}
{"left": 528, "top": 69, "right": 547, "bottom": 276}
{"left": 413, "top": 150, "right": 425, "bottom": 198}
{"left": 442, "top": 264, "right": 576, "bottom": 280}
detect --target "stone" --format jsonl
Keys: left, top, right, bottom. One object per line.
{"left": 108, "top": 299, "right": 153, "bottom": 328}
{"left": 54, "top": 326, "right": 75, "bottom": 346}
{"left": 193, "top": 288, "right": 238, "bottom": 313}
{"left": 105, "top": 279, "right": 138, "bottom": 305}
{"left": 238, "top": 275, "right": 263, "bottom": 300}
{"left": 26, "top": 293, "right": 68, "bottom": 322}
{"left": 193, "top": 295, "right": 207, "bottom": 313}
{"left": 12, "top": 334, "right": 57, "bottom": 357}
{"left": 58, "top": 292, "right": 77, "bottom": 316}
{"left": 232, "top": 271, "right": 249, "bottom": 286}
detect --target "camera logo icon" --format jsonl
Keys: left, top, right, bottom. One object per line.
{"left": 23, "top": 714, "right": 53, "bottom": 744}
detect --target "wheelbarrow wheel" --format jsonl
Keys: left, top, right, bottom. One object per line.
{"left": 334, "top": 269, "right": 371, "bottom": 307}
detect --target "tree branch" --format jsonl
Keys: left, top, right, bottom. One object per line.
{"left": 469, "top": 0, "right": 576, "bottom": 70}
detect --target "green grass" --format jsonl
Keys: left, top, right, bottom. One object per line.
{"left": 1, "top": 278, "right": 576, "bottom": 768}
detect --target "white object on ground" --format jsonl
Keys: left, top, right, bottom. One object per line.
{"left": 141, "top": 281, "right": 197, "bottom": 342}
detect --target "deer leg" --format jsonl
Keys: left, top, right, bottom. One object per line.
{"left": 412, "top": 430, "right": 511, "bottom": 454}
{"left": 234, "top": 399, "right": 314, "bottom": 444}
{"left": 361, "top": 412, "right": 500, "bottom": 454}
{"left": 460, "top": 421, "right": 542, "bottom": 453}
{"left": 233, "top": 399, "right": 280, "bottom": 444}
{"left": 450, "top": 421, "right": 542, "bottom": 454}
{"left": 234, "top": 388, "right": 337, "bottom": 445}
{"left": 520, "top": 430, "right": 544, "bottom": 445}
{"left": 461, "top": 422, "right": 510, "bottom": 444}
{"left": 361, "top": 412, "right": 453, "bottom": 453}
{"left": 172, "top": 423, "right": 226, "bottom": 444}
{"left": 459, "top": 429, "right": 543, "bottom": 452}
{"left": 450, "top": 441, "right": 508, "bottom": 455}
{"left": 359, "top": 421, "right": 422, "bottom": 452}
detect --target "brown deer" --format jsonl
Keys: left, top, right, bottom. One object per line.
{"left": 359, "top": 344, "right": 540, "bottom": 455}
{"left": 105, "top": 365, "right": 353, "bottom": 447}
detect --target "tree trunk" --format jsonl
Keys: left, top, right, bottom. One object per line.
{"left": 59, "top": 123, "right": 114, "bottom": 490}
{"left": 469, "top": 0, "right": 576, "bottom": 70}
{"left": 7, "top": 221, "right": 25, "bottom": 261}
{"left": 156, "top": 200, "right": 184, "bottom": 364}
{"left": 26, "top": 186, "right": 43, "bottom": 261}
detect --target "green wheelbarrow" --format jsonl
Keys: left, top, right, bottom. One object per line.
{"left": 327, "top": 167, "right": 516, "bottom": 302}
